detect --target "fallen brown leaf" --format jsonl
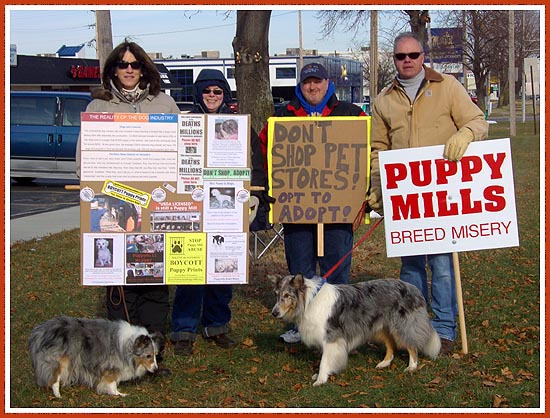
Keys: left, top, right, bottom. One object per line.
{"left": 242, "top": 337, "right": 255, "bottom": 347}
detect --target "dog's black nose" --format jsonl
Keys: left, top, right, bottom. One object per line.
{"left": 271, "top": 308, "right": 279, "bottom": 318}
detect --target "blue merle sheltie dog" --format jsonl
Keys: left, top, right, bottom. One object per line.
{"left": 271, "top": 274, "right": 441, "bottom": 386}
{"left": 29, "top": 316, "right": 162, "bottom": 397}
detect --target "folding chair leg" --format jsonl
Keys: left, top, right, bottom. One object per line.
{"left": 250, "top": 224, "right": 284, "bottom": 259}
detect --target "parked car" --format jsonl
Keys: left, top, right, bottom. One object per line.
{"left": 353, "top": 98, "right": 371, "bottom": 115}
{"left": 10, "top": 91, "right": 92, "bottom": 182}
{"left": 274, "top": 99, "right": 289, "bottom": 112}
{"left": 176, "top": 101, "right": 194, "bottom": 113}
{"left": 227, "top": 99, "right": 238, "bottom": 113}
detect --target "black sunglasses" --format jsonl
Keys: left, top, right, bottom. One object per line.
{"left": 116, "top": 61, "right": 143, "bottom": 70}
{"left": 202, "top": 88, "right": 224, "bottom": 95}
{"left": 394, "top": 52, "right": 422, "bottom": 61}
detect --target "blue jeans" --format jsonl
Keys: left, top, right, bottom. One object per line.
{"left": 283, "top": 223, "right": 353, "bottom": 284}
{"left": 400, "top": 253, "right": 457, "bottom": 341}
{"left": 171, "top": 284, "right": 232, "bottom": 342}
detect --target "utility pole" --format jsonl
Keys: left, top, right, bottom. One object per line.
{"left": 521, "top": 11, "right": 526, "bottom": 123}
{"left": 426, "top": 16, "right": 434, "bottom": 68}
{"left": 298, "top": 11, "right": 303, "bottom": 73}
{"left": 462, "top": 10, "right": 468, "bottom": 90}
{"left": 95, "top": 10, "right": 113, "bottom": 76}
{"left": 369, "top": 10, "right": 378, "bottom": 98}
{"left": 508, "top": 10, "right": 516, "bottom": 136}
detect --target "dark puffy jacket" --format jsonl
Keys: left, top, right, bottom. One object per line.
{"left": 192, "top": 69, "right": 266, "bottom": 189}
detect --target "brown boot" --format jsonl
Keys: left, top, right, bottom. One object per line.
{"left": 206, "top": 333, "right": 237, "bottom": 349}
{"left": 440, "top": 338, "right": 454, "bottom": 356}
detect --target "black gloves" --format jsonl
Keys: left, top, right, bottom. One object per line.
{"left": 252, "top": 190, "right": 276, "bottom": 212}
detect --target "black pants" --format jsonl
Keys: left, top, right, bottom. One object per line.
{"left": 106, "top": 285, "right": 170, "bottom": 356}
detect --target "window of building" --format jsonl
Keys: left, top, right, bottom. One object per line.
{"left": 170, "top": 69, "right": 194, "bottom": 102}
{"left": 226, "top": 67, "right": 235, "bottom": 79}
{"left": 275, "top": 67, "right": 296, "bottom": 79}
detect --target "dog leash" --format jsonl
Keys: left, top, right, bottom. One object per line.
{"left": 322, "top": 207, "right": 384, "bottom": 281}
{"left": 109, "top": 286, "right": 131, "bottom": 323}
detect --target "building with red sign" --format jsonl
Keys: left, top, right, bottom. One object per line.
{"left": 10, "top": 55, "right": 181, "bottom": 93}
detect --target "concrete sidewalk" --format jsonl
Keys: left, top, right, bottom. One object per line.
{"left": 10, "top": 205, "right": 80, "bottom": 246}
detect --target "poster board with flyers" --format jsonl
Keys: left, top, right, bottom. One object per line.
{"left": 79, "top": 112, "right": 251, "bottom": 286}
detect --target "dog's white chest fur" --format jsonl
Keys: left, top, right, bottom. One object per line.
{"left": 297, "top": 284, "right": 338, "bottom": 348}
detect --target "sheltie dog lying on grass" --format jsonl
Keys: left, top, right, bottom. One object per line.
{"left": 271, "top": 274, "right": 441, "bottom": 386}
{"left": 29, "top": 316, "right": 162, "bottom": 397}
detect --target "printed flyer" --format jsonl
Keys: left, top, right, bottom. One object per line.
{"left": 79, "top": 112, "right": 251, "bottom": 285}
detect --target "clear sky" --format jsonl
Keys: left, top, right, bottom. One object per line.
{"left": 10, "top": 6, "right": 532, "bottom": 60}
{"left": 8, "top": 6, "right": 385, "bottom": 59}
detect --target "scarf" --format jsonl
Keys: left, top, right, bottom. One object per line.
{"left": 295, "top": 80, "right": 335, "bottom": 116}
{"left": 110, "top": 79, "right": 149, "bottom": 104}
{"left": 397, "top": 68, "right": 425, "bottom": 102}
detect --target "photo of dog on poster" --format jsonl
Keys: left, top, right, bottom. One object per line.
{"left": 94, "top": 238, "right": 113, "bottom": 268}
{"left": 209, "top": 188, "right": 235, "bottom": 209}
{"left": 214, "top": 118, "right": 239, "bottom": 140}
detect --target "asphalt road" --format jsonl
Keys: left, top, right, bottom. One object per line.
{"left": 9, "top": 178, "right": 80, "bottom": 219}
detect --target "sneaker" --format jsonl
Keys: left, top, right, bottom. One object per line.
{"left": 173, "top": 340, "right": 194, "bottom": 356}
{"left": 206, "top": 333, "right": 237, "bottom": 349}
{"left": 440, "top": 338, "right": 455, "bottom": 356}
{"left": 279, "top": 329, "right": 301, "bottom": 343}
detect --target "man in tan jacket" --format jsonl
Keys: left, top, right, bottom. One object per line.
{"left": 368, "top": 32, "right": 489, "bottom": 356}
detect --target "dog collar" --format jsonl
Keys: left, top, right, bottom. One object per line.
{"left": 312, "top": 277, "right": 327, "bottom": 298}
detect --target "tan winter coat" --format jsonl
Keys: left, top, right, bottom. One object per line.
{"left": 370, "top": 66, "right": 489, "bottom": 194}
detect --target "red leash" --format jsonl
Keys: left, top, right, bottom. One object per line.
{"left": 322, "top": 206, "right": 384, "bottom": 280}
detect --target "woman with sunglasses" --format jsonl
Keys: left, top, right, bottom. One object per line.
{"left": 170, "top": 68, "right": 259, "bottom": 356}
{"left": 369, "top": 32, "right": 488, "bottom": 357}
{"left": 76, "top": 40, "right": 179, "bottom": 376}
{"left": 77, "top": 39, "right": 179, "bottom": 116}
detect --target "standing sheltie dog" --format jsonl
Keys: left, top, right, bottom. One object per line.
{"left": 28, "top": 316, "right": 162, "bottom": 397}
{"left": 271, "top": 274, "right": 441, "bottom": 386}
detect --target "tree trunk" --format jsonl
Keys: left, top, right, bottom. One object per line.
{"left": 406, "top": 10, "right": 430, "bottom": 47}
{"left": 232, "top": 10, "right": 273, "bottom": 133}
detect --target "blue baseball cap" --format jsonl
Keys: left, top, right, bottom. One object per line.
{"left": 299, "top": 63, "right": 328, "bottom": 83}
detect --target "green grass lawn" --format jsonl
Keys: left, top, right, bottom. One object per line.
{"left": 8, "top": 121, "right": 541, "bottom": 410}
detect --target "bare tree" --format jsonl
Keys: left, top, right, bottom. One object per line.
{"left": 317, "top": 10, "right": 431, "bottom": 95}
{"left": 317, "top": 10, "right": 370, "bottom": 39}
{"left": 440, "top": 9, "right": 539, "bottom": 111}
{"left": 356, "top": 49, "right": 395, "bottom": 93}
{"left": 232, "top": 10, "right": 273, "bottom": 133}
{"left": 515, "top": 10, "right": 540, "bottom": 98}
{"left": 403, "top": 10, "right": 431, "bottom": 45}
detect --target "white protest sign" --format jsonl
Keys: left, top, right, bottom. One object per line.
{"left": 379, "top": 138, "right": 519, "bottom": 257}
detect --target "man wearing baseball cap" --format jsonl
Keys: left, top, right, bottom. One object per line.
{"left": 258, "top": 62, "right": 366, "bottom": 343}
